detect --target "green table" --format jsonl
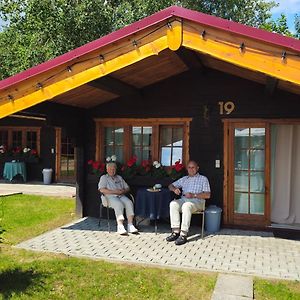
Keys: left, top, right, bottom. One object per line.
{"left": 3, "top": 162, "right": 27, "bottom": 182}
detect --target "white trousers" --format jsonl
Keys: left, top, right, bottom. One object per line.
{"left": 102, "top": 195, "right": 134, "bottom": 221}
{"left": 169, "top": 198, "right": 205, "bottom": 232}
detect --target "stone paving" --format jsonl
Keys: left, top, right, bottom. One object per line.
{"left": 212, "top": 274, "right": 253, "bottom": 300}
{"left": 0, "top": 182, "right": 76, "bottom": 197}
{"left": 16, "top": 217, "right": 300, "bottom": 280}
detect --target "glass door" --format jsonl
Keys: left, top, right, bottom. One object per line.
{"left": 55, "top": 128, "right": 76, "bottom": 183}
{"left": 225, "top": 122, "right": 270, "bottom": 226}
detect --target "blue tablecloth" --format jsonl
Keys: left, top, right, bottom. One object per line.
{"left": 3, "top": 162, "right": 27, "bottom": 182}
{"left": 135, "top": 187, "right": 172, "bottom": 220}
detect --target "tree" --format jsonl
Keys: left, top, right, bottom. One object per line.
{"left": 0, "top": 0, "right": 281, "bottom": 80}
{"left": 295, "top": 14, "right": 300, "bottom": 39}
{"left": 182, "top": 0, "right": 276, "bottom": 27}
{"left": 0, "top": 0, "right": 113, "bottom": 79}
{"left": 261, "top": 13, "right": 293, "bottom": 37}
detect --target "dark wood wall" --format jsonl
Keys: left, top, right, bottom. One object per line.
{"left": 0, "top": 117, "right": 54, "bottom": 181}
{"left": 2, "top": 68, "right": 299, "bottom": 218}
{"left": 84, "top": 68, "right": 300, "bottom": 217}
{"left": 0, "top": 102, "right": 85, "bottom": 182}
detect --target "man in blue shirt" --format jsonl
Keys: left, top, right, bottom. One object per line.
{"left": 167, "top": 160, "right": 211, "bottom": 245}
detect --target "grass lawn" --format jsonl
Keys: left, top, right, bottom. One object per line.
{"left": 0, "top": 194, "right": 75, "bottom": 244}
{"left": 255, "top": 278, "right": 300, "bottom": 300}
{"left": 1, "top": 194, "right": 300, "bottom": 299}
{"left": 0, "top": 194, "right": 216, "bottom": 299}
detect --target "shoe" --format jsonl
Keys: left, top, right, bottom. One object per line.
{"left": 127, "top": 224, "right": 138, "bottom": 234}
{"left": 117, "top": 225, "right": 127, "bottom": 235}
{"left": 166, "top": 232, "right": 180, "bottom": 242}
{"left": 175, "top": 235, "right": 187, "bottom": 245}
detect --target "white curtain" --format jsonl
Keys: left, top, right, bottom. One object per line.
{"left": 271, "top": 125, "right": 300, "bottom": 224}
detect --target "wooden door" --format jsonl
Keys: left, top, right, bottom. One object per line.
{"left": 55, "top": 128, "right": 76, "bottom": 183}
{"left": 224, "top": 121, "right": 270, "bottom": 227}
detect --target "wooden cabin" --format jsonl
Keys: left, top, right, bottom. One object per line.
{"left": 0, "top": 6, "right": 300, "bottom": 229}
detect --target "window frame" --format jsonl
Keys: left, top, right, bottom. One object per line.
{"left": 131, "top": 125, "right": 154, "bottom": 164}
{"left": 95, "top": 118, "right": 191, "bottom": 165}
{"left": 0, "top": 126, "right": 41, "bottom": 154}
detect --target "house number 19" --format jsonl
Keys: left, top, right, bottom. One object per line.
{"left": 218, "top": 101, "right": 235, "bottom": 115}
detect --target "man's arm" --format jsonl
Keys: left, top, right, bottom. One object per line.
{"left": 99, "top": 187, "right": 123, "bottom": 195}
{"left": 168, "top": 183, "right": 181, "bottom": 195}
{"left": 194, "top": 191, "right": 210, "bottom": 199}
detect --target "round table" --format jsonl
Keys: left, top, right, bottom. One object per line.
{"left": 135, "top": 187, "right": 172, "bottom": 233}
{"left": 3, "top": 162, "right": 27, "bottom": 182}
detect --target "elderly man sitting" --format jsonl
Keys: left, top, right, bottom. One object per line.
{"left": 98, "top": 162, "right": 138, "bottom": 235}
{"left": 166, "top": 160, "right": 211, "bottom": 245}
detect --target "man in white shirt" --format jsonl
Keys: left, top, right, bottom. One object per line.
{"left": 98, "top": 162, "right": 138, "bottom": 235}
{"left": 167, "top": 160, "right": 211, "bottom": 245}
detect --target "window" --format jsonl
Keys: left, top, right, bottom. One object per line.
{"left": 61, "top": 136, "right": 75, "bottom": 177}
{"left": 12, "top": 131, "right": 22, "bottom": 148}
{"left": 104, "top": 127, "right": 124, "bottom": 162}
{"left": 132, "top": 126, "right": 152, "bottom": 164}
{"left": 0, "top": 127, "right": 41, "bottom": 154}
{"left": 26, "top": 131, "right": 38, "bottom": 150}
{"left": 0, "top": 130, "right": 8, "bottom": 147}
{"left": 95, "top": 118, "right": 191, "bottom": 165}
{"left": 160, "top": 126, "right": 183, "bottom": 166}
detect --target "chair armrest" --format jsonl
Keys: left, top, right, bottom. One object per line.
{"left": 127, "top": 193, "right": 135, "bottom": 203}
{"left": 100, "top": 193, "right": 110, "bottom": 207}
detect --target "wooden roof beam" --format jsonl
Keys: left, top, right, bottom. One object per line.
{"left": 175, "top": 47, "right": 206, "bottom": 72}
{"left": 87, "top": 76, "right": 140, "bottom": 97}
{"left": 264, "top": 76, "right": 278, "bottom": 97}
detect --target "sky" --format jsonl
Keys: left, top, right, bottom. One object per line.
{"left": 0, "top": 1, "right": 299, "bottom": 32}
{"left": 271, "top": 0, "right": 300, "bottom": 32}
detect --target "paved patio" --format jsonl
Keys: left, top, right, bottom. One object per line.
{"left": 16, "top": 217, "right": 300, "bottom": 281}
{"left": 0, "top": 182, "right": 76, "bottom": 197}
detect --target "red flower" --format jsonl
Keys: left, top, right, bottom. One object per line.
{"left": 99, "top": 163, "right": 105, "bottom": 173}
{"left": 31, "top": 149, "right": 38, "bottom": 155}
{"left": 92, "top": 161, "right": 100, "bottom": 170}
{"left": 88, "top": 159, "right": 106, "bottom": 175}
{"left": 13, "top": 146, "right": 22, "bottom": 153}
{"left": 141, "top": 160, "right": 150, "bottom": 168}
{"left": 127, "top": 160, "right": 134, "bottom": 167}
{"left": 127, "top": 156, "right": 137, "bottom": 167}
{"left": 175, "top": 163, "right": 184, "bottom": 172}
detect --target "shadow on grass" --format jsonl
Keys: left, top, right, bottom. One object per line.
{"left": 0, "top": 268, "right": 46, "bottom": 299}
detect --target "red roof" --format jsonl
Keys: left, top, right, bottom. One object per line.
{"left": 1, "top": 5, "right": 300, "bottom": 92}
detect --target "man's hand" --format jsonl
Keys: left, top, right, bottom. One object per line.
{"left": 174, "top": 188, "right": 181, "bottom": 195}
{"left": 184, "top": 192, "right": 193, "bottom": 199}
{"left": 115, "top": 189, "right": 125, "bottom": 195}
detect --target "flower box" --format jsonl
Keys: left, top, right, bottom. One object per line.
{"left": 0, "top": 155, "right": 39, "bottom": 164}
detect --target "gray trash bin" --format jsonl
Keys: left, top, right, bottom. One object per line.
{"left": 42, "top": 168, "right": 53, "bottom": 184}
{"left": 205, "top": 205, "right": 222, "bottom": 233}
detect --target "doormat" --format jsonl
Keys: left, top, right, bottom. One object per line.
{"left": 272, "top": 229, "right": 300, "bottom": 241}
